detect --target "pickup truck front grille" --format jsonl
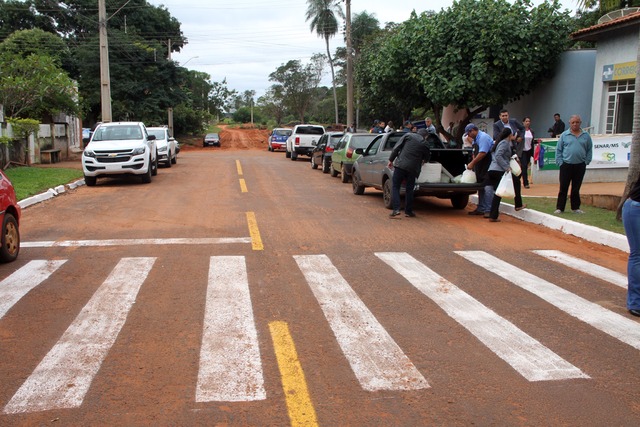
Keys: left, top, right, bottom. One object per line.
{"left": 96, "top": 155, "right": 132, "bottom": 163}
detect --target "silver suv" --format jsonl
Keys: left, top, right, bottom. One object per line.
{"left": 82, "top": 122, "right": 158, "bottom": 186}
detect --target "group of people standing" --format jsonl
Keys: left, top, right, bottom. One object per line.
{"left": 466, "top": 110, "right": 593, "bottom": 221}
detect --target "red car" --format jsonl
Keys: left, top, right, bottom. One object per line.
{"left": 0, "top": 170, "right": 20, "bottom": 262}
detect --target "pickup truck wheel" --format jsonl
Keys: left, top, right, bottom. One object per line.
{"left": 0, "top": 213, "right": 19, "bottom": 263}
{"left": 165, "top": 154, "right": 172, "bottom": 168}
{"left": 151, "top": 153, "right": 158, "bottom": 176}
{"left": 84, "top": 175, "right": 97, "bottom": 187}
{"left": 286, "top": 150, "right": 291, "bottom": 158}
{"left": 341, "top": 164, "right": 350, "bottom": 183}
{"left": 322, "top": 158, "right": 330, "bottom": 174}
{"left": 383, "top": 179, "right": 393, "bottom": 209}
{"left": 291, "top": 151, "right": 298, "bottom": 161}
{"left": 311, "top": 156, "right": 318, "bottom": 169}
{"left": 330, "top": 165, "right": 339, "bottom": 177}
{"left": 172, "top": 152, "right": 177, "bottom": 164}
{"left": 141, "top": 158, "right": 152, "bottom": 183}
{"left": 352, "top": 171, "right": 365, "bottom": 195}
{"left": 451, "top": 194, "right": 470, "bottom": 209}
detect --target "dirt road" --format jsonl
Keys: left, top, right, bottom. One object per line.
{"left": 2, "top": 127, "right": 638, "bottom": 425}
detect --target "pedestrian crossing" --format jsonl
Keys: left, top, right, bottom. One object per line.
{"left": 0, "top": 250, "right": 633, "bottom": 414}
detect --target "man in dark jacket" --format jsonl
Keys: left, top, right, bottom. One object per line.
{"left": 548, "top": 113, "right": 565, "bottom": 138}
{"left": 387, "top": 129, "right": 431, "bottom": 218}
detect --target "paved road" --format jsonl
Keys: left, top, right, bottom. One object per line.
{"left": 1, "top": 148, "right": 637, "bottom": 425}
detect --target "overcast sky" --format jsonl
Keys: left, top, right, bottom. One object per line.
{"left": 147, "top": 0, "right": 578, "bottom": 99}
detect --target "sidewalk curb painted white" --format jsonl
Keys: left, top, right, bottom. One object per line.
{"left": 18, "top": 179, "right": 85, "bottom": 209}
{"left": 470, "top": 195, "right": 629, "bottom": 253}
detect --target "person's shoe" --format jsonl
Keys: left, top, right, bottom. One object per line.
{"left": 389, "top": 210, "right": 401, "bottom": 217}
{"left": 483, "top": 213, "right": 491, "bottom": 218}
{"left": 515, "top": 204, "right": 527, "bottom": 211}
{"left": 553, "top": 209, "right": 562, "bottom": 214}
{"left": 524, "top": 184, "right": 530, "bottom": 189}
{"left": 489, "top": 218, "right": 501, "bottom": 222}
{"left": 629, "top": 309, "right": 640, "bottom": 317}
{"left": 572, "top": 209, "right": 585, "bottom": 214}
{"left": 405, "top": 212, "right": 416, "bottom": 217}
{"left": 468, "top": 210, "right": 484, "bottom": 216}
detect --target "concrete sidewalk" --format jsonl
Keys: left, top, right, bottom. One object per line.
{"left": 471, "top": 180, "right": 629, "bottom": 253}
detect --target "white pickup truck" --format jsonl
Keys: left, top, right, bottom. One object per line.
{"left": 286, "top": 124, "right": 325, "bottom": 160}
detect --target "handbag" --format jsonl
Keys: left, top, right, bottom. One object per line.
{"left": 509, "top": 155, "right": 522, "bottom": 177}
{"left": 496, "top": 171, "right": 515, "bottom": 198}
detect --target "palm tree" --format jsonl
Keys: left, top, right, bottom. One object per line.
{"left": 306, "top": 0, "right": 344, "bottom": 125}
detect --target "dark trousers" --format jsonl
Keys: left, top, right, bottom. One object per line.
{"left": 391, "top": 167, "right": 416, "bottom": 214}
{"left": 556, "top": 162, "right": 586, "bottom": 211}
{"left": 487, "top": 170, "right": 523, "bottom": 219}
{"left": 520, "top": 149, "right": 533, "bottom": 186}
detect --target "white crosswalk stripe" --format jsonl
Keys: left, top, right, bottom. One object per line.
{"left": 2, "top": 249, "right": 634, "bottom": 414}
{"left": 0, "top": 260, "right": 66, "bottom": 320}
{"left": 457, "top": 251, "right": 640, "bottom": 350}
{"left": 4, "top": 257, "right": 155, "bottom": 414}
{"left": 533, "top": 249, "right": 628, "bottom": 289}
{"left": 294, "top": 254, "right": 430, "bottom": 391}
{"left": 376, "top": 252, "right": 588, "bottom": 381}
{"left": 196, "top": 256, "right": 266, "bottom": 402}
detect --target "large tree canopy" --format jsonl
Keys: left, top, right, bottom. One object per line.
{"left": 356, "top": 0, "right": 571, "bottom": 134}
{"left": 269, "top": 55, "right": 325, "bottom": 123}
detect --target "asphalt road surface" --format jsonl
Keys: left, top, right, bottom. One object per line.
{"left": 0, "top": 127, "right": 638, "bottom": 426}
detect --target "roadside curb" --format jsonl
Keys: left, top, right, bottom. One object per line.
{"left": 18, "top": 179, "right": 85, "bottom": 210}
{"left": 470, "top": 195, "right": 629, "bottom": 253}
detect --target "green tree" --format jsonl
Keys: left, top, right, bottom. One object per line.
{"left": 7, "top": 118, "right": 39, "bottom": 165}
{"left": 269, "top": 56, "right": 324, "bottom": 123}
{"left": 0, "top": 52, "right": 78, "bottom": 119}
{"left": 208, "top": 79, "right": 237, "bottom": 120}
{"left": 258, "top": 86, "right": 288, "bottom": 126}
{"left": 306, "top": 0, "right": 343, "bottom": 124}
{"left": 0, "top": 0, "right": 56, "bottom": 41}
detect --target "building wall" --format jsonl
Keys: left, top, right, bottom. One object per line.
{"left": 505, "top": 49, "right": 596, "bottom": 137}
{"left": 589, "top": 28, "right": 638, "bottom": 134}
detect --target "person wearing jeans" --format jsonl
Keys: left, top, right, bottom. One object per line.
{"left": 554, "top": 115, "right": 592, "bottom": 214}
{"left": 623, "top": 179, "right": 640, "bottom": 317}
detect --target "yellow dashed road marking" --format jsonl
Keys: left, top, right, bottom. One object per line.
{"left": 246, "top": 212, "right": 263, "bottom": 250}
{"left": 269, "top": 321, "right": 319, "bottom": 427}
{"left": 236, "top": 159, "right": 243, "bottom": 175}
{"left": 239, "top": 178, "right": 248, "bottom": 193}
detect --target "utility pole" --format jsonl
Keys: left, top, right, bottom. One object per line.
{"left": 98, "top": 0, "right": 112, "bottom": 122}
{"left": 345, "top": 0, "right": 354, "bottom": 131}
{"left": 167, "top": 38, "right": 174, "bottom": 136}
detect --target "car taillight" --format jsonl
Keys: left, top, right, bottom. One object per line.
{"left": 346, "top": 147, "right": 354, "bottom": 158}
{"left": 295, "top": 137, "right": 300, "bottom": 146}
{"left": 326, "top": 146, "right": 334, "bottom": 153}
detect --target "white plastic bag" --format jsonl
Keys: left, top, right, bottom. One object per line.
{"left": 496, "top": 171, "right": 515, "bottom": 198}
{"left": 461, "top": 167, "right": 477, "bottom": 183}
{"left": 509, "top": 155, "right": 522, "bottom": 177}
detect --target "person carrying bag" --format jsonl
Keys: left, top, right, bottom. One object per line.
{"left": 485, "top": 128, "right": 524, "bottom": 222}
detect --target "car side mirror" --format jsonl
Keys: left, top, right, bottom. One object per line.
{"left": 355, "top": 148, "right": 364, "bottom": 155}
{"left": 169, "top": 137, "right": 175, "bottom": 141}
{"left": 82, "top": 137, "right": 90, "bottom": 144}
{"left": 147, "top": 135, "right": 156, "bottom": 141}
{"left": 312, "top": 141, "right": 317, "bottom": 146}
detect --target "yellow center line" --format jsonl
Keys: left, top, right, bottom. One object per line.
{"left": 269, "top": 321, "right": 319, "bottom": 427}
{"left": 239, "top": 178, "right": 248, "bottom": 193}
{"left": 236, "top": 159, "right": 243, "bottom": 175}
{"left": 246, "top": 212, "right": 263, "bottom": 250}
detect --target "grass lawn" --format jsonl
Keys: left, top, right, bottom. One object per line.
{"left": 501, "top": 196, "right": 625, "bottom": 235}
{"left": 4, "top": 166, "right": 84, "bottom": 201}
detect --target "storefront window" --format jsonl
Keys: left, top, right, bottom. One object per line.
{"left": 605, "top": 80, "right": 635, "bottom": 134}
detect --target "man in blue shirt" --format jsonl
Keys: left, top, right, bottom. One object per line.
{"left": 554, "top": 115, "right": 593, "bottom": 214}
{"left": 465, "top": 123, "right": 494, "bottom": 215}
